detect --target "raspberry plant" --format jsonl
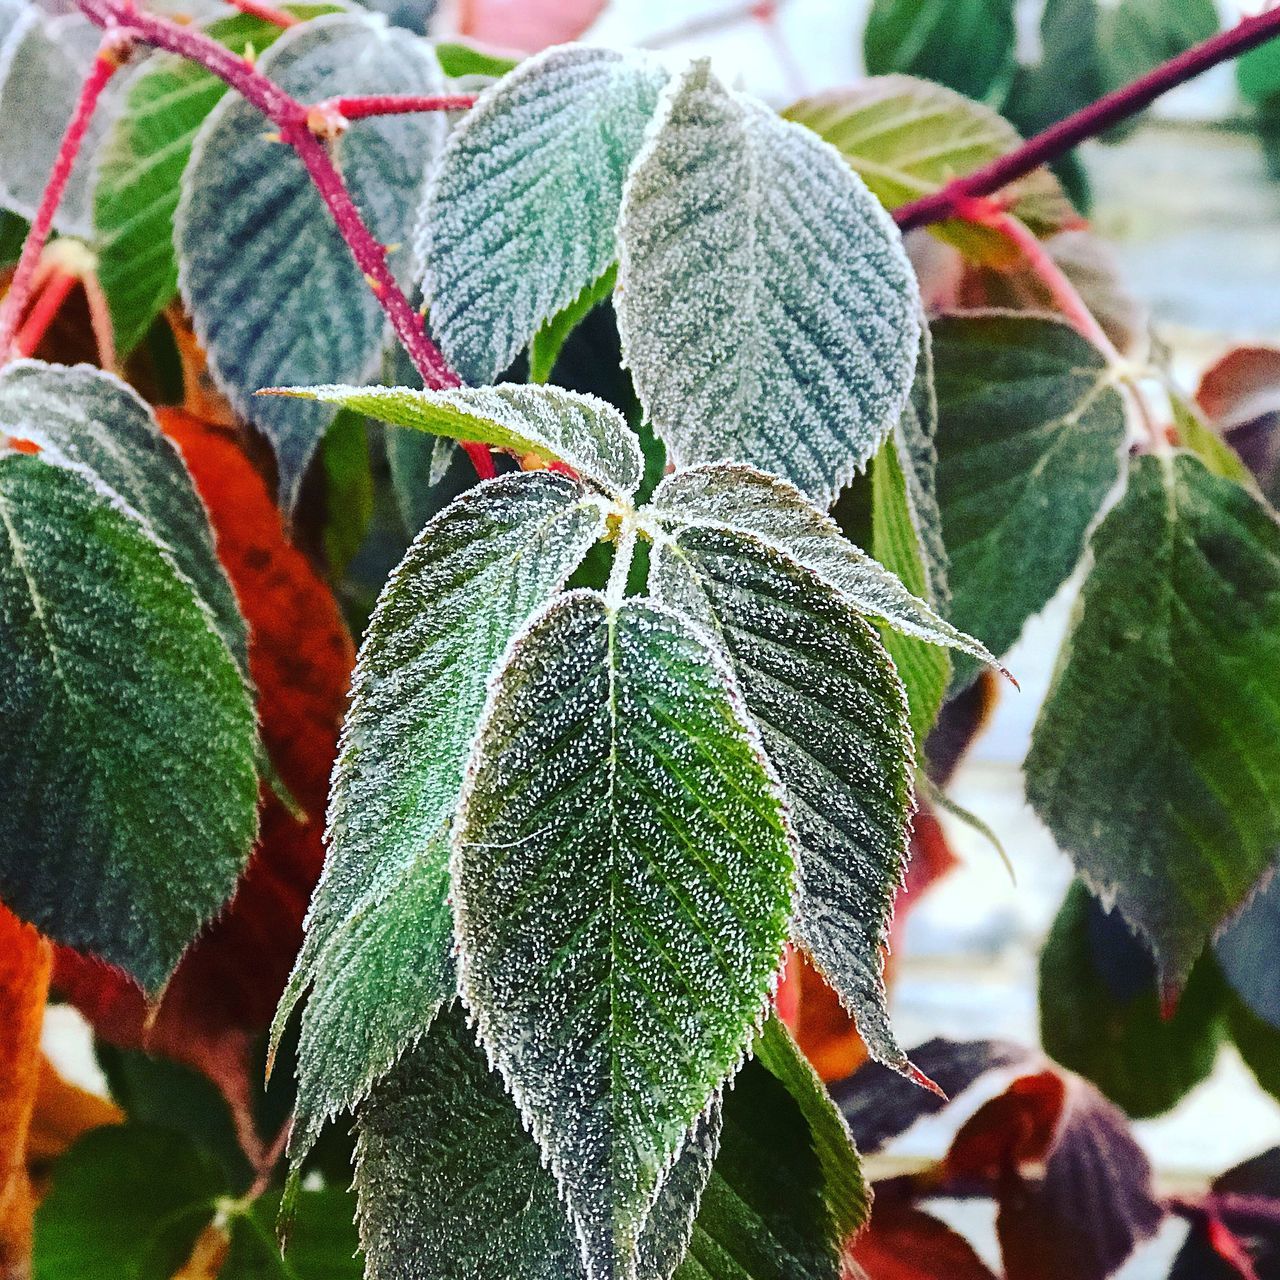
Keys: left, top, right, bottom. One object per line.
{"left": 2, "top": 3, "right": 1280, "bottom": 1279}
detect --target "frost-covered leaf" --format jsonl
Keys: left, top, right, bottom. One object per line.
{"left": 0, "top": 361, "right": 247, "bottom": 673}
{"left": 419, "top": 45, "right": 666, "bottom": 385}
{"left": 0, "top": 455, "right": 257, "bottom": 993}
{"left": 1040, "top": 882, "right": 1225, "bottom": 1118}
{"left": 454, "top": 591, "right": 795, "bottom": 1279}
{"left": 785, "top": 76, "right": 1075, "bottom": 265}
{"left": 650, "top": 521, "right": 913, "bottom": 1073}
{"left": 862, "top": 0, "right": 1016, "bottom": 102}
{"left": 93, "top": 7, "right": 334, "bottom": 357}
{"left": 933, "top": 313, "right": 1126, "bottom": 679}
{"left": 616, "top": 61, "right": 920, "bottom": 508}
{"left": 0, "top": 9, "right": 119, "bottom": 235}
{"left": 275, "top": 470, "right": 605, "bottom": 1164}
{"left": 650, "top": 463, "right": 997, "bottom": 671}
{"left": 1027, "top": 452, "right": 1280, "bottom": 986}
{"left": 176, "top": 12, "right": 446, "bottom": 506}
{"left": 274, "top": 381, "right": 643, "bottom": 500}
{"left": 357, "top": 1004, "right": 722, "bottom": 1280}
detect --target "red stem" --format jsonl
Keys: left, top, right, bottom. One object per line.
{"left": 73, "top": 0, "right": 496, "bottom": 478}
{"left": 13, "top": 268, "right": 78, "bottom": 358}
{"left": 0, "top": 43, "right": 122, "bottom": 358}
{"left": 326, "top": 93, "right": 477, "bottom": 119}
{"left": 895, "top": 6, "right": 1280, "bottom": 231}
{"left": 222, "top": 0, "right": 298, "bottom": 27}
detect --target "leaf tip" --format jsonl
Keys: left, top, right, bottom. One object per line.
{"left": 907, "top": 1062, "right": 947, "bottom": 1101}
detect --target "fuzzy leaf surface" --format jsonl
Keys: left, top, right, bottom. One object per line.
{"left": 1027, "top": 452, "right": 1280, "bottom": 985}
{"left": 932, "top": 313, "right": 1126, "bottom": 677}
{"left": 785, "top": 75, "right": 1074, "bottom": 264}
{"left": 454, "top": 591, "right": 795, "bottom": 1279}
{"left": 0, "top": 362, "right": 247, "bottom": 673}
{"left": 0, "top": 456, "right": 257, "bottom": 991}
{"left": 277, "top": 470, "right": 605, "bottom": 1163}
{"left": 616, "top": 61, "right": 920, "bottom": 508}
{"left": 419, "top": 45, "right": 666, "bottom": 384}
{"left": 176, "top": 13, "right": 445, "bottom": 505}
{"left": 276, "top": 381, "right": 644, "bottom": 500}
{"left": 650, "top": 463, "right": 996, "bottom": 671}
{"left": 650, "top": 522, "right": 913, "bottom": 1072}
{"left": 356, "top": 1004, "right": 722, "bottom": 1280}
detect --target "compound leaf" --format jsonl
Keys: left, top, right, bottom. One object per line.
{"left": 418, "top": 45, "right": 666, "bottom": 385}
{"left": 454, "top": 591, "right": 794, "bottom": 1280}
{"left": 0, "top": 456, "right": 257, "bottom": 993}
{"left": 176, "top": 12, "right": 446, "bottom": 506}
{"left": 275, "top": 470, "right": 605, "bottom": 1164}
{"left": 1027, "top": 452, "right": 1280, "bottom": 986}
{"left": 275, "top": 381, "right": 644, "bottom": 501}
{"left": 617, "top": 60, "right": 920, "bottom": 508}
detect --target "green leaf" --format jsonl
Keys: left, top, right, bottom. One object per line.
{"left": 34, "top": 1125, "right": 225, "bottom": 1280}
{"left": 0, "top": 360, "right": 248, "bottom": 673}
{"left": 434, "top": 40, "right": 519, "bottom": 80}
{"left": 932, "top": 313, "right": 1127, "bottom": 679}
{"left": 871, "top": 329, "right": 951, "bottom": 745}
{"left": 275, "top": 470, "right": 606, "bottom": 1164}
{"left": 650, "top": 463, "right": 997, "bottom": 672}
{"left": 0, "top": 10, "right": 118, "bottom": 235}
{"left": 784, "top": 75, "right": 1075, "bottom": 264}
{"left": 0, "top": 455, "right": 257, "bottom": 990}
{"left": 1039, "top": 882, "right": 1225, "bottom": 1118}
{"left": 224, "top": 1188, "right": 364, "bottom": 1278}
{"left": 454, "top": 590, "right": 795, "bottom": 1279}
{"left": 1170, "top": 391, "right": 1255, "bottom": 488}
{"left": 1098, "top": 0, "right": 1219, "bottom": 95}
{"left": 529, "top": 265, "right": 618, "bottom": 385}
{"left": 751, "top": 1017, "right": 868, "bottom": 1244}
{"left": 1239, "top": 28, "right": 1280, "bottom": 104}
{"left": 649, "top": 519, "right": 913, "bottom": 1073}
{"left": 862, "top": 0, "right": 1016, "bottom": 102}
{"left": 1026, "top": 452, "right": 1280, "bottom": 985}
{"left": 273, "top": 381, "right": 644, "bottom": 501}
{"left": 176, "top": 12, "right": 446, "bottom": 506}
{"left": 320, "top": 409, "right": 374, "bottom": 575}
{"left": 418, "top": 45, "right": 666, "bottom": 385}
{"left": 616, "top": 60, "right": 920, "bottom": 508}
{"left": 93, "top": 7, "right": 334, "bottom": 357}
{"left": 357, "top": 1004, "right": 722, "bottom": 1280}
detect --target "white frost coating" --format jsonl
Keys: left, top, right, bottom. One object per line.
{"left": 274, "top": 380, "right": 645, "bottom": 501}
{"left": 452, "top": 590, "right": 795, "bottom": 1280}
{"left": 418, "top": 44, "right": 668, "bottom": 385}
{"left": 616, "top": 60, "right": 921, "bottom": 509}
{"left": 0, "top": 7, "right": 120, "bottom": 235}
{"left": 650, "top": 461, "right": 1000, "bottom": 671}
{"left": 175, "top": 12, "right": 447, "bottom": 508}
{"left": 648, "top": 524, "right": 916, "bottom": 1073}
{"left": 274, "top": 470, "right": 606, "bottom": 1167}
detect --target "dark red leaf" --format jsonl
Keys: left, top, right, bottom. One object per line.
{"left": 1171, "top": 1149, "right": 1280, "bottom": 1280}
{"left": 850, "top": 1187, "right": 997, "bottom": 1280}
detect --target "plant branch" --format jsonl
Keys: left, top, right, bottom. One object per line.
{"left": 223, "top": 0, "right": 299, "bottom": 28}
{"left": 0, "top": 38, "right": 124, "bottom": 359}
{"left": 894, "top": 5, "right": 1280, "bottom": 231}
{"left": 72, "top": 0, "right": 497, "bottom": 479}
{"left": 323, "top": 92, "right": 477, "bottom": 119}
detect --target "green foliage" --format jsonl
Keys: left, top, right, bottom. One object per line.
{"left": 862, "top": 0, "right": 1016, "bottom": 103}
{"left": 617, "top": 60, "right": 920, "bottom": 508}
{"left": 932, "top": 313, "right": 1127, "bottom": 681}
{"left": 176, "top": 12, "right": 446, "bottom": 506}
{"left": 1027, "top": 452, "right": 1280, "bottom": 986}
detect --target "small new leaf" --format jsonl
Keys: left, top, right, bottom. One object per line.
{"left": 617, "top": 60, "right": 920, "bottom": 508}
{"left": 454, "top": 591, "right": 795, "bottom": 1280}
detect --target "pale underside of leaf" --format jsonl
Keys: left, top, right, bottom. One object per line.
{"left": 275, "top": 470, "right": 606, "bottom": 1163}
{"left": 649, "top": 523, "right": 915, "bottom": 1073}
{"left": 453, "top": 590, "right": 795, "bottom": 1280}
{"left": 270, "top": 381, "right": 644, "bottom": 501}
{"left": 1027, "top": 451, "right": 1280, "bottom": 986}
{"left": 175, "top": 12, "right": 446, "bottom": 506}
{"left": 0, "top": 456, "right": 257, "bottom": 991}
{"left": 616, "top": 60, "right": 920, "bottom": 509}
{"left": 419, "top": 44, "right": 667, "bottom": 385}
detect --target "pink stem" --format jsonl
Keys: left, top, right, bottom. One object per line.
{"left": 73, "top": 0, "right": 497, "bottom": 478}
{"left": 325, "top": 93, "right": 477, "bottom": 118}
{"left": 0, "top": 43, "right": 122, "bottom": 359}
{"left": 895, "top": 6, "right": 1280, "bottom": 232}
{"left": 223, "top": 0, "right": 298, "bottom": 27}
{"left": 13, "top": 268, "right": 77, "bottom": 358}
